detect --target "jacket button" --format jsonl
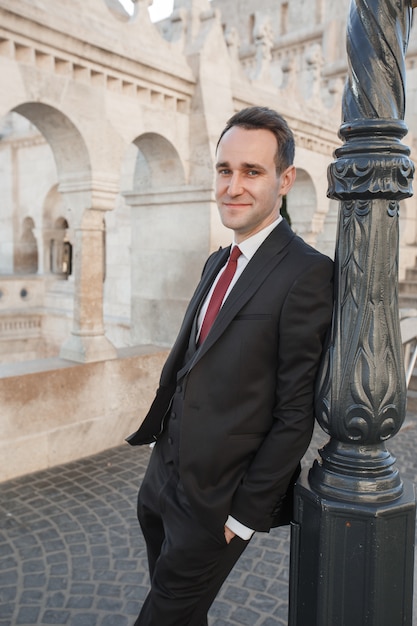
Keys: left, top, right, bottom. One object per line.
{"left": 176, "top": 385, "right": 182, "bottom": 393}
{"left": 171, "top": 412, "right": 176, "bottom": 420}
{"left": 168, "top": 437, "right": 173, "bottom": 445}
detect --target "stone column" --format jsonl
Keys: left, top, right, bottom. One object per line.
{"left": 59, "top": 179, "right": 117, "bottom": 363}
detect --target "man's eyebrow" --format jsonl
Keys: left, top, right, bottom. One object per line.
{"left": 242, "top": 162, "right": 266, "bottom": 171}
{"left": 215, "top": 161, "right": 267, "bottom": 171}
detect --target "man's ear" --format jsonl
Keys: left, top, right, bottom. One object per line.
{"left": 279, "top": 165, "right": 296, "bottom": 196}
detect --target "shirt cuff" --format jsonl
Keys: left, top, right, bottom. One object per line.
{"left": 226, "top": 515, "right": 255, "bottom": 541}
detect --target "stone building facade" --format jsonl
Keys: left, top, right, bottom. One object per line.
{"left": 1, "top": 0, "right": 416, "bottom": 478}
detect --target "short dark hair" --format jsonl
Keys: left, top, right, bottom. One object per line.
{"left": 216, "top": 106, "right": 295, "bottom": 174}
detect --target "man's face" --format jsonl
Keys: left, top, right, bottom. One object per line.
{"left": 215, "top": 126, "right": 295, "bottom": 243}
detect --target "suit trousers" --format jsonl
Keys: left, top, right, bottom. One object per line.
{"left": 134, "top": 436, "right": 250, "bottom": 626}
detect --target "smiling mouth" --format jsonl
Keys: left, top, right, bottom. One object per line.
{"left": 223, "top": 202, "right": 251, "bottom": 208}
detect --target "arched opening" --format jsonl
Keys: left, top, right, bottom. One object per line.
{"left": 15, "top": 216, "right": 38, "bottom": 274}
{"left": 286, "top": 168, "right": 318, "bottom": 246}
{"left": 127, "top": 133, "right": 200, "bottom": 346}
{"left": 13, "top": 103, "right": 90, "bottom": 179}
{"left": 0, "top": 112, "right": 57, "bottom": 276}
{"left": 43, "top": 185, "right": 73, "bottom": 278}
{"left": 133, "top": 133, "right": 186, "bottom": 191}
{"left": 50, "top": 217, "right": 72, "bottom": 279}
{"left": 0, "top": 103, "right": 91, "bottom": 362}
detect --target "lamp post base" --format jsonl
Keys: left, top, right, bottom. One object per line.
{"left": 289, "top": 469, "right": 416, "bottom": 626}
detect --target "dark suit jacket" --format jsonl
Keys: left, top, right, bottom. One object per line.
{"left": 127, "top": 219, "right": 334, "bottom": 532}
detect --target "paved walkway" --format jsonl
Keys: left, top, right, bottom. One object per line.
{"left": 0, "top": 418, "right": 416, "bottom": 626}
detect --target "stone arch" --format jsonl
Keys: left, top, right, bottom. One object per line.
{"left": 13, "top": 102, "right": 91, "bottom": 187}
{"left": 133, "top": 133, "right": 186, "bottom": 191}
{"left": 6, "top": 102, "right": 116, "bottom": 363}
{"left": 3, "top": 104, "right": 90, "bottom": 279}
{"left": 286, "top": 168, "right": 318, "bottom": 246}
{"left": 125, "top": 133, "right": 206, "bottom": 347}
{"left": 0, "top": 111, "right": 58, "bottom": 276}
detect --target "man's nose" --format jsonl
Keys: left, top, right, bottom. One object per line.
{"left": 227, "top": 173, "right": 243, "bottom": 196}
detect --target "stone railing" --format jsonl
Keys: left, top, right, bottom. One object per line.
{"left": 0, "top": 275, "right": 45, "bottom": 310}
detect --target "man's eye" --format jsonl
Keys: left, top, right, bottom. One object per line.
{"left": 218, "top": 169, "right": 231, "bottom": 175}
{"left": 247, "top": 170, "right": 259, "bottom": 176}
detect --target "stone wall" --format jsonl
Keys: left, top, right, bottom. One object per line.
{"left": 0, "top": 347, "right": 168, "bottom": 481}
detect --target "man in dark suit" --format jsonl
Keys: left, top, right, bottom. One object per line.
{"left": 127, "top": 106, "right": 334, "bottom": 625}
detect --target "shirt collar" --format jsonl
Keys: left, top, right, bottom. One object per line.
{"left": 233, "top": 216, "right": 283, "bottom": 261}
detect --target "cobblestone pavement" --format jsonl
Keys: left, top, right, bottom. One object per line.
{"left": 1, "top": 418, "right": 416, "bottom": 626}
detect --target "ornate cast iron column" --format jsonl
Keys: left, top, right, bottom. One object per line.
{"left": 289, "top": 2, "right": 416, "bottom": 624}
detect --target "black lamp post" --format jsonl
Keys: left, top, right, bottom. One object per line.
{"left": 289, "top": 1, "right": 416, "bottom": 624}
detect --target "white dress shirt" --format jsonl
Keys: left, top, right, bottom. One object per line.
{"left": 197, "top": 216, "right": 283, "bottom": 339}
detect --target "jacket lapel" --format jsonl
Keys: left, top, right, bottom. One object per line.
{"left": 179, "top": 220, "right": 296, "bottom": 376}
{"left": 160, "top": 246, "right": 230, "bottom": 385}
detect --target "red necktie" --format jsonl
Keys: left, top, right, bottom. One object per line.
{"left": 198, "top": 246, "right": 242, "bottom": 344}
